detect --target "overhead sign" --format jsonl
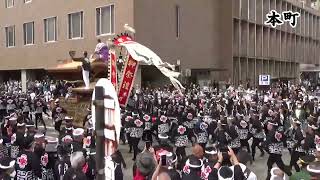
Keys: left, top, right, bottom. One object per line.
{"left": 259, "top": 75, "right": 270, "bottom": 86}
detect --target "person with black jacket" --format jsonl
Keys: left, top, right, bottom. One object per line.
{"left": 264, "top": 121, "right": 292, "bottom": 179}
{"left": 289, "top": 118, "right": 305, "bottom": 172}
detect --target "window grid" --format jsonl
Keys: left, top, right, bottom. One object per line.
{"left": 5, "top": 26, "right": 15, "bottom": 47}
{"left": 44, "top": 17, "right": 57, "bottom": 42}
{"left": 96, "top": 4, "right": 115, "bottom": 36}
{"left": 5, "top": 0, "right": 14, "bottom": 8}
{"left": 68, "top": 12, "right": 84, "bottom": 39}
{"left": 23, "top": 22, "right": 34, "bottom": 45}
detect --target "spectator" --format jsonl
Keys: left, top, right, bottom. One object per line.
{"left": 307, "top": 161, "right": 320, "bottom": 180}
{"left": 290, "top": 155, "right": 315, "bottom": 180}
{"left": 63, "top": 151, "right": 87, "bottom": 180}
{"left": 0, "top": 157, "right": 15, "bottom": 179}
{"left": 134, "top": 147, "right": 156, "bottom": 180}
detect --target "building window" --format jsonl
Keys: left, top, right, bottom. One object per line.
{"left": 23, "top": 22, "right": 34, "bottom": 45}
{"left": 44, "top": 17, "right": 57, "bottom": 42}
{"left": 24, "top": 0, "right": 31, "bottom": 3}
{"left": 5, "top": 26, "right": 15, "bottom": 47}
{"left": 5, "top": 0, "right": 14, "bottom": 8}
{"left": 175, "top": 5, "right": 180, "bottom": 38}
{"left": 68, "top": 11, "right": 83, "bottom": 39}
{"left": 96, "top": 5, "right": 114, "bottom": 36}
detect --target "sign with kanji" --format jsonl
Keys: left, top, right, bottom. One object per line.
{"left": 109, "top": 50, "right": 117, "bottom": 90}
{"left": 118, "top": 56, "right": 138, "bottom": 107}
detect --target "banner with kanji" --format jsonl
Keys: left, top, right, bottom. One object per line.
{"left": 109, "top": 50, "right": 117, "bottom": 90}
{"left": 118, "top": 56, "right": 138, "bottom": 107}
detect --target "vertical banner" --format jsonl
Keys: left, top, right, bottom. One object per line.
{"left": 109, "top": 50, "right": 118, "bottom": 90}
{"left": 118, "top": 56, "right": 138, "bottom": 107}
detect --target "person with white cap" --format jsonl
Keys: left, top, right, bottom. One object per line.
{"left": 181, "top": 155, "right": 204, "bottom": 180}
{"left": 59, "top": 116, "right": 74, "bottom": 139}
{"left": 0, "top": 157, "right": 16, "bottom": 179}
{"left": 71, "top": 128, "right": 85, "bottom": 154}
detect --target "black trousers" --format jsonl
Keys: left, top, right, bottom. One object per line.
{"left": 176, "top": 147, "right": 186, "bottom": 161}
{"left": 290, "top": 151, "right": 305, "bottom": 172}
{"left": 142, "top": 130, "right": 153, "bottom": 142}
{"left": 127, "top": 133, "right": 133, "bottom": 152}
{"left": 54, "top": 120, "right": 62, "bottom": 132}
{"left": 131, "top": 137, "right": 140, "bottom": 160}
{"left": 120, "top": 128, "right": 126, "bottom": 144}
{"left": 240, "top": 139, "right": 251, "bottom": 153}
{"left": 252, "top": 138, "right": 264, "bottom": 158}
{"left": 35, "top": 113, "right": 46, "bottom": 129}
{"left": 267, "top": 154, "right": 292, "bottom": 180}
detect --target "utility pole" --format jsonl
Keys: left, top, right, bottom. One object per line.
{"left": 94, "top": 86, "right": 105, "bottom": 180}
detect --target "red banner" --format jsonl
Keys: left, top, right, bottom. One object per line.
{"left": 118, "top": 56, "right": 138, "bottom": 107}
{"left": 109, "top": 50, "right": 117, "bottom": 90}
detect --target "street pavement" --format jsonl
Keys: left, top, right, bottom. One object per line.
{"left": 40, "top": 116, "right": 292, "bottom": 180}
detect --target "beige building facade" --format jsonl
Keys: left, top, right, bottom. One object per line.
{"left": 0, "top": 0, "right": 319, "bottom": 87}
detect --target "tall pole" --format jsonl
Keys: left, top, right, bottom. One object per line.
{"left": 94, "top": 86, "right": 105, "bottom": 180}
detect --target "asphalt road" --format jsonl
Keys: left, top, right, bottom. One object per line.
{"left": 39, "top": 115, "right": 291, "bottom": 180}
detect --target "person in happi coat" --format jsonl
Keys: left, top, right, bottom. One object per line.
{"left": 0, "top": 97, "right": 7, "bottom": 123}
{"left": 34, "top": 97, "right": 49, "bottom": 130}
{"left": 128, "top": 111, "right": 144, "bottom": 161}
{"left": 227, "top": 117, "right": 241, "bottom": 154}
{"left": 42, "top": 137, "right": 59, "bottom": 180}
{"left": 6, "top": 96, "right": 16, "bottom": 115}
{"left": 0, "top": 157, "right": 15, "bottom": 180}
{"left": 181, "top": 155, "right": 203, "bottom": 180}
{"left": 54, "top": 144, "right": 71, "bottom": 180}
{"left": 166, "top": 152, "right": 181, "bottom": 180}
{"left": 289, "top": 118, "right": 305, "bottom": 172}
{"left": 21, "top": 99, "right": 31, "bottom": 122}
{"left": 0, "top": 137, "right": 8, "bottom": 161}
{"left": 52, "top": 99, "right": 67, "bottom": 132}
{"left": 59, "top": 116, "right": 74, "bottom": 142}
{"left": 71, "top": 128, "right": 86, "bottom": 154}
{"left": 171, "top": 119, "right": 189, "bottom": 163}
{"left": 202, "top": 146, "right": 219, "bottom": 180}
{"left": 153, "top": 110, "right": 170, "bottom": 141}
{"left": 10, "top": 121, "right": 25, "bottom": 160}
{"left": 194, "top": 112, "right": 209, "bottom": 152}
{"left": 236, "top": 115, "right": 251, "bottom": 153}
{"left": 15, "top": 135, "right": 42, "bottom": 180}
{"left": 264, "top": 121, "right": 292, "bottom": 179}
{"left": 142, "top": 111, "right": 153, "bottom": 143}
{"left": 304, "top": 122, "right": 318, "bottom": 156}
{"left": 249, "top": 114, "right": 265, "bottom": 161}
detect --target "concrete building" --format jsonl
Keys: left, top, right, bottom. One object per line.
{"left": 0, "top": 0, "right": 319, "bottom": 89}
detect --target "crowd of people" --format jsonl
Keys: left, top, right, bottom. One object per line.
{"left": 2, "top": 79, "right": 320, "bottom": 180}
